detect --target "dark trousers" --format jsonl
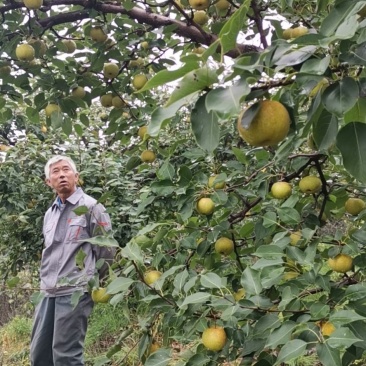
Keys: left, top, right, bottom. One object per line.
{"left": 30, "top": 293, "right": 94, "bottom": 366}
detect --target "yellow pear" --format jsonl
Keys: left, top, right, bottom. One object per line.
{"left": 189, "top": 0, "right": 210, "bottom": 10}
{"left": 100, "top": 94, "right": 113, "bottom": 107}
{"left": 0, "top": 144, "right": 10, "bottom": 152}
{"left": 24, "top": 0, "right": 43, "bottom": 9}
{"left": 237, "top": 100, "right": 290, "bottom": 147}
{"left": 103, "top": 62, "right": 119, "bottom": 79}
{"left": 202, "top": 326, "right": 227, "bottom": 351}
{"left": 112, "top": 96, "right": 126, "bottom": 109}
{"left": 345, "top": 198, "right": 365, "bottom": 216}
{"left": 28, "top": 38, "right": 48, "bottom": 57}
{"left": 298, "top": 176, "right": 322, "bottom": 194}
{"left": 143, "top": 270, "right": 162, "bottom": 285}
{"left": 283, "top": 26, "right": 308, "bottom": 40}
{"left": 147, "top": 342, "right": 160, "bottom": 355}
{"left": 91, "top": 287, "right": 111, "bottom": 303}
{"left": 196, "top": 197, "right": 215, "bottom": 215}
{"left": 62, "top": 39, "right": 76, "bottom": 53}
{"left": 138, "top": 125, "right": 149, "bottom": 139}
{"left": 215, "top": 237, "right": 234, "bottom": 255}
{"left": 192, "top": 46, "right": 205, "bottom": 54}
{"left": 289, "top": 231, "right": 302, "bottom": 246}
{"left": 0, "top": 65, "right": 11, "bottom": 77}
{"left": 193, "top": 10, "right": 209, "bottom": 25}
{"left": 328, "top": 254, "right": 353, "bottom": 273}
{"left": 271, "top": 181, "right": 292, "bottom": 199}
{"left": 90, "top": 26, "right": 108, "bottom": 42}
{"left": 215, "top": 0, "right": 230, "bottom": 10}
{"left": 140, "top": 41, "right": 149, "bottom": 50}
{"left": 208, "top": 175, "right": 225, "bottom": 189}
{"left": 41, "top": 125, "right": 47, "bottom": 133}
{"left": 132, "top": 74, "right": 148, "bottom": 90}
{"left": 320, "top": 321, "right": 335, "bottom": 337}
{"left": 71, "top": 86, "right": 86, "bottom": 99}
{"left": 129, "top": 57, "right": 144, "bottom": 68}
{"left": 233, "top": 288, "right": 245, "bottom": 301}
{"left": 45, "top": 103, "right": 61, "bottom": 117}
{"left": 141, "top": 150, "right": 156, "bottom": 163}
{"left": 100, "top": 113, "right": 109, "bottom": 122}
{"left": 16, "top": 44, "right": 35, "bottom": 61}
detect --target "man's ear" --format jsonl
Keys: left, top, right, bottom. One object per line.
{"left": 45, "top": 178, "right": 53, "bottom": 188}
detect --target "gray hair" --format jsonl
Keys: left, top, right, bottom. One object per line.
{"left": 44, "top": 155, "right": 78, "bottom": 180}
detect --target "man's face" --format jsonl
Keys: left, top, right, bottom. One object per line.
{"left": 46, "top": 160, "right": 79, "bottom": 197}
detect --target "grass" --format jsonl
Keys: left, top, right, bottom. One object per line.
{"left": 0, "top": 302, "right": 138, "bottom": 366}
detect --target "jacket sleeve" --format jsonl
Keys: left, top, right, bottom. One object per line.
{"left": 89, "top": 203, "right": 116, "bottom": 279}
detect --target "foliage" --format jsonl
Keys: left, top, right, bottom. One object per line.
{"left": 2, "top": 0, "right": 366, "bottom": 365}
{"left": 0, "top": 316, "right": 32, "bottom": 365}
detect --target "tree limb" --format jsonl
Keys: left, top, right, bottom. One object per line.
{"left": 1, "top": 0, "right": 261, "bottom": 58}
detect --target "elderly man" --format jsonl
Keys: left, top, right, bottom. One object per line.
{"left": 30, "top": 155, "right": 115, "bottom": 366}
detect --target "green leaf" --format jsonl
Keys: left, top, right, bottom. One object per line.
{"left": 310, "top": 303, "right": 330, "bottom": 320}
{"left": 62, "top": 118, "right": 72, "bottom": 136}
{"left": 137, "top": 223, "right": 171, "bottom": 236}
{"left": 200, "top": 272, "right": 223, "bottom": 289}
{"left": 137, "top": 62, "right": 199, "bottom": 92}
{"left": 313, "top": 109, "right": 338, "bottom": 150}
{"left": 316, "top": 343, "right": 342, "bottom": 366}
{"left": 327, "top": 328, "right": 362, "bottom": 348}
{"left": 151, "top": 180, "right": 176, "bottom": 196}
{"left": 191, "top": 94, "right": 220, "bottom": 154}
{"left": 121, "top": 242, "right": 144, "bottom": 264}
{"left": 205, "top": 78, "right": 250, "bottom": 115}
{"left": 263, "top": 211, "right": 277, "bottom": 228}
{"left": 320, "top": 1, "right": 365, "bottom": 37}
{"left": 254, "top": 245, "right": 284, "bottom": 259}
{"left": 145, "top": 349, "right": 171, "bottom": 366}
{"left": 126, "top": 156, "right": 141, "bottom": 171}
{"left": 300, "top": 55, "right": 330, "bottom": 75}
{"left": 277, "top": 207, "right": 301, "bottom": 225}
{"left": 336, "top": 122, "right": 366, "bottom": 182}
{"left": 239, "top": 102, "right": 260, "bottom": 129}
{"left": 322, "top": 77, "right": 359, "bottom": 116}
{"left": 344, "top": 98, "right": 366, "bottom": 123}
{"left": 75, "top": 248, "right": 87, "bottom": 269}
{"left": 219, "top": 0, "right": 250, "bottom": 55}
{"left": 179, "top": 292, "right": 211, "bottom": 308}
{"left": 274, "top": 339, "right": 307, "bottom": 365}
{"left": 241, "top": 267, "right": 262, "bottom": 295}
{"left": 157, "top": 161, "right": 175, "bottom": 181}
{"left": 265, "top": 321, "right": 297, "bottom": 348}
{"left": 73, "top": 205, "right": 89, "bottom": 215}
{"left": 6, "top": 276, "right": 20, "bottom": 288}
{"left": 275, "top": 46, "right": 317, "bottom": 70}
{"left": 26, "top": 107, "right": 40, "bottom": 124}
{"left": 70, "top": 290, "right": 83, "bottom": 309}
{"left": 107, "top": 277, "right": 135, "bottom": 294}
{"left": 330, "top": 310, "right": 366, "bottom": 324}
{"left": 150, "top": 97, "right": 192, "bottom": 137}
{"left": 165, "top": 67, "right": 218, "bottom": 107}
{"left": 84, "top": 236, "right": 120, "bottom": 248}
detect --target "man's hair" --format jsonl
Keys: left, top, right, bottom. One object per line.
{"left": 44, "top": 155, "right": 78, "bottom": 180}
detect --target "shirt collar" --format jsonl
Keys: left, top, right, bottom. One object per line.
{"left": 51, "top": 187, "right": 83, "bottom": 210}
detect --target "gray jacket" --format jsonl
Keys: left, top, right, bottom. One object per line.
{"left": 40, "top": 188, "right": 115, "bottom": 296}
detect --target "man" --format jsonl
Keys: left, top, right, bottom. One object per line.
{"left": 30, "top": 155, "right": 115, "bottom": 366}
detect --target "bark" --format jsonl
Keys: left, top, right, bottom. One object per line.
{"left": 0, "top": 0, "right": 261, "bottom": 58}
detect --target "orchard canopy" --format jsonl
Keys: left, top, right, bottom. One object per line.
{"left": 3, "top": 0, "right": 366, "bottom": 365}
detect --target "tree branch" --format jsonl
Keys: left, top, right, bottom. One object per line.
{"left": 1, "top": 0, "right": 260, "bottom": 58}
